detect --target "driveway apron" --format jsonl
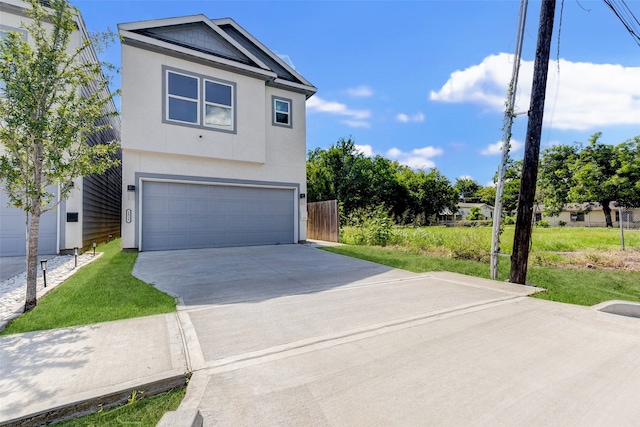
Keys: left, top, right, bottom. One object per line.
{"left": 134, "top": 244, "right": 640, "bottom": 426}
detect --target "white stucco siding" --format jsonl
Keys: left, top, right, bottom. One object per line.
{"left": 121, "top": 44, "right": 266, "bottom": 164}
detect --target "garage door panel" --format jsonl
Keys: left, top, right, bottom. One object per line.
{"left": 0, "top": 189, "right": 58, "bottom": 256}
{"left": 142, "top": 182, "right": 294, "bottom": 251}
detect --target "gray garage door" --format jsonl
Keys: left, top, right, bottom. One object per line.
{"left": 0, "top": 190, "right": 58, "bottom": 256}
{"left": 141, "top": 181, "right": 295, "bottom": 251}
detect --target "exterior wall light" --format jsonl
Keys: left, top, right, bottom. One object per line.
{"left": 41, "top": 259, "right": 47, "bottom": 288}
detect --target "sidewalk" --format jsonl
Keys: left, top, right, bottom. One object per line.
{"left": 0, "top": 313, "right": 189, "bottom": 426}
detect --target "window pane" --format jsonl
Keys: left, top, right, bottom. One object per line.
{"left": 276, "top": 112, "right": 289, "bottom": 124}
{"left": 205, "top": 81, "right": 232, "bottom": 106}
{"left": 275, "top": 100, "right": 289, "bottom": 113}
{"left": 168, "top": 98, "right": 198, "bottom": 123}
{"left": 168, "top": 72, "right": 198, "bottom": 99}
{"left": 205, "top": 105, "right": 232, "bottom": 127}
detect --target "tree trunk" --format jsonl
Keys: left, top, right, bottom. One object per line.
{"left": 25, "top": 143, "right": 44, "bottom": 313}
{"left": 24, "top": 205, "right": 41, "bottom": 313}
{"left": 601, "top": 200, "right": 613, "bottom": 228}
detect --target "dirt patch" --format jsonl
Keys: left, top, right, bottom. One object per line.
{"left": 547, "top": 249, "right": 640, "bottom": 271}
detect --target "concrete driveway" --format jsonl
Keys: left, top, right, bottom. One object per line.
{"left": 134, "top": 244, "right": 640, "bottom": 426}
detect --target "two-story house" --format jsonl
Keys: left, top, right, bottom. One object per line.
{"left": 0, "top": 0, "right": 121, "bottom": 256}
{"left": 118, "top": 15, "right": 316, "bottom": 251}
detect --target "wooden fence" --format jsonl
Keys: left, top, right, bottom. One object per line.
{"left": 307, "top": 200, "right": 339, "bottom": 242}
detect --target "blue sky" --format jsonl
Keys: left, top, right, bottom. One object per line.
{"left": 74, "top": 0, "right": 640, "bottom": 186}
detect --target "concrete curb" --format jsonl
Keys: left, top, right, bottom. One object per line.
{"left": 0, "top": 372, "right": 189, "bottom": 427}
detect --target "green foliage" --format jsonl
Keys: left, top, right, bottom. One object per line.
{"left": 477, "top": 185, "right": 497, "bottom": 206}
{"left": 558, "top": 220, "right": 566, "bottom": 227}
{"left": 345, "top": 205, "right": 395, "bottom": 247}
{"left": 56, "top": 388, "right": 186, "bottom": 427}
{"left": 538, "top": 144, "right": 578, "bottom": 217}
{"left": 466, "top": 206, "right": 484, "bottom": 221}
{"left": 307, "top": 137, "right": 458, "bottom": 226}
{"left": 536, "top": 220, "right": 550, "bottom": 228}
{"left": 1, "top": 239, "right": 176, "bottom": 335}
{"left": 503, "top": 215, "right": 516, "bottom": 225}
{"left": 454, "top": 177, "right": 481, "bottom": 202}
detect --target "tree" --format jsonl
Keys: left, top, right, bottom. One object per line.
{"left": 568, "top": 133, "right": 619, "bottom": 227}
{"left": 454, "top": 177, "right": 481, "bottom": 202}
{"left": 493, "top": 158, "right": 522, "bottom": 214}
{"left": 0, "top": 0, "right": 120, "bottom": 312}
{"left": 396, "top": 166, "right": 458, "bottom": 225}
{"left": 477, "top": 185, "right": 497, "bottom": 207}
{"left": 538, "top": 143, "right": 577, "bottom": 217}
{"left": 467, "top": 206, "right": 485, "bottom": 221}
{"left": 611, "top": 136, "right": 640, "bottom": 208}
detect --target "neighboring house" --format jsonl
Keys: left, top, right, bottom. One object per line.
{"left": 540, "top": 202, "right": 640, "bottom": 228}
{"left": 0, "top": 0, "right": 121, "bottom": 256}
{"left": 118, "top": 15, "right": 317, "bottom": 251}
{"left": 440, "top": 203, "right": 494, "bottom": 223}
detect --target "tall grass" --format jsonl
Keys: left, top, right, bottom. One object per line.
{"left": 341, "top": 225, "right": 640, "bottom": 265}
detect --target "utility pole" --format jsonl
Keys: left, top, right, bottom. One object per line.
{"left": 510, "top": 0, "right": 557, "bottom": 285}
{"left": 490, "top": 0, "right": 529, "bottom": 280}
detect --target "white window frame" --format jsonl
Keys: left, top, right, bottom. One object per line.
{"left": 203, "top": 79, "right": 234, "bottom": 130}
{"left": 166, "top": 70, "right": 200, "bottom": 125}
{"left": 162, "top": 66, "right": 236, "bottom": 134}
{"left": 272, "top": 95, "right": 292, "bottom": 128}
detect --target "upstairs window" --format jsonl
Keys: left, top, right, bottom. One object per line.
{"left": 167, "top": 72, "right": 199, "bottom": 124}
{"left": 272, "top": 96, "right": 292, "bottom": 128}
{"left": 204, "top": 80, "right": 233, "bottom": 129}
{"left": 164, "top": 66, "right": 236, "bottom": 133}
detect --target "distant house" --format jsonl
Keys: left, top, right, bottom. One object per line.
{"left": 0, "top": 0, "right": 121, "bottom": 256}
{"left": 440, "top": 203, "right": 494, "bottom": 224}
{"left": 118, "top": 15, "right": 317, "bottom": 251}
{"left": 540, "top": 202, "right": 639, "bottom": 228}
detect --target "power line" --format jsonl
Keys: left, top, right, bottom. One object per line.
{"left": 603, "top": 0, "right": 640, "bottom": 46}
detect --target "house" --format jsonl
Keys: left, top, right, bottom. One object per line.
{"left": 0, "top": 0, "right": 121, "bottom": 256}
{"left": 118, "top": 15, "right": 317, "bottom": 251}
{"left": 540, "top": 202, "right": 640, "bottom": 228}
{"left": 439, "top": 203, "right": 494, "bottom": 224}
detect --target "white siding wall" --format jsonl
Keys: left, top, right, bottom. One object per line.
{"left": 120, "top": 43, "right": 309, "bottom": 248}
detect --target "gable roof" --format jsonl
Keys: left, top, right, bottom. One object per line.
{"left": 118, "top": 15, "right": 316, "bottom": 98}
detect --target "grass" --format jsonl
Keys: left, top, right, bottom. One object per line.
{"left": 323, "top": 244, "right": 640, "bottom": 307}
{"left": 56, "top": 388, "right": 186, "bottom": 427}
{"left": 1, "top": 239, "right": 176, "bottom": 335}
{"left": 341, "top": 225, "right": 640, "bottom": 267}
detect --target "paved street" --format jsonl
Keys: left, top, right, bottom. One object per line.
{"left": 134, "top": 244, "right": 640, "bottom": 426}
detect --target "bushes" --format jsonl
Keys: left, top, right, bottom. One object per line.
{"left": 345, "top": 205, "right": 395, "bottom": 246}
{"left": 536, "top": 220, "right": 550, "bottom": 228}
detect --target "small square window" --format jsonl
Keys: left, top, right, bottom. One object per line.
{"left": 272, "top": 96, "right": 292, "bottom": 128}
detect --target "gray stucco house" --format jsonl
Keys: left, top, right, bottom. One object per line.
{"left": 0, "top": 0, "right": 121, "bottom": 256}
{"left": 118, "top": 15, "right": 316, "bottom": 251}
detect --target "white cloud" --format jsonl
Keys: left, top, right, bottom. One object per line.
{"left": 386, "top": 146, "right": 444, "bottom": 169}
{"left": 277, "top": 54, "right": 296, "bottom": 70}
{"left": 430, "top": 53, "right": 640, "bottom": 131}
{"left": 347, "top": 85, "right": 374, "bottom": 97}
{"left": 306, "top": 96, "right": 371, "bottom": 128}
{"left": 458, "top": 175, "right": 474, "bottom": 181}
{"left": 396, "top": 112, "right": 425, "bottom": 123}
{"left": 481, "top": 138, "right": 524, "bottom": 155}
{"left": 355, "top": 144, "right": 374, "bottom": 156}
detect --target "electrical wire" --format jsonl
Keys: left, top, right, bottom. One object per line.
{"left": 603, "top": 0, "right": 640, "bottom": 46}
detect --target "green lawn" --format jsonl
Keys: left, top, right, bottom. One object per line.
{"left": 1, "top": 239, "right": 176, "bottom": 335}
{"left": 56, "top": 388, "right": 186, "bottom": 427}
{"left": 323, "top": 244, "right": 640, "bottom": 307}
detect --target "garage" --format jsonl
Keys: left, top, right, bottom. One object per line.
{"left": 141, "top": 181, "right": 295, "bottom": 251}
{"left": 0, "top": 190, "right": 58, "bottom": 256}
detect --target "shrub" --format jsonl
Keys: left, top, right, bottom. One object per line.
{"left": 558, "top": 220, "right": 567, "bottom": 227}
{"left": 503, "top": 216, "right": 516, "bottom": 225}
{"left": 346, "top": 205, "right": 395, "bottom": 247}
{"left": 537, "top": 220, "right": 550, "bottom": 228}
